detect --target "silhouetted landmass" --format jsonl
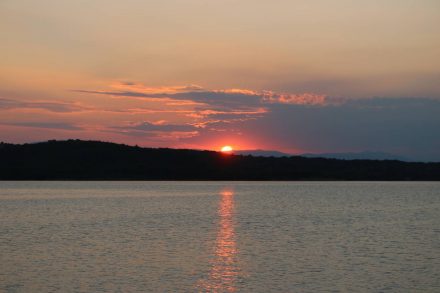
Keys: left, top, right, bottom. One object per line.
{"left": 0, "top": 140, "right": 439, "bottom": 180}
{"left": 237, "top": 149, "right": 411, "bottom": 161}
{"left": 235, "top": 150, "right": 292, "bottom": 158}
{"left": 301, "top": 151, "right": 410, "bottom": 161}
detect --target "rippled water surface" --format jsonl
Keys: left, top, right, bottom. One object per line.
{"left": 0, "top": 181, "right": 439, "bottom": 292}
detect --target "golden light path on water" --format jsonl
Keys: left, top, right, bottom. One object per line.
{"left": 198, "top": 189, "right": 240, "bottom": 292}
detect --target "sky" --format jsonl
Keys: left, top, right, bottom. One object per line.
{"left": 1, "top": 0, "right": 440, "bottom": 161}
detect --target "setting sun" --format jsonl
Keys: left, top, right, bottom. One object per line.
{"left": 221, "top": 146, "right": 233, "bottom": 153}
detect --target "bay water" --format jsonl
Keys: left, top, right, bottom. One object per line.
{"left": 0, "top": 181, "right": 439, "bottom": 292}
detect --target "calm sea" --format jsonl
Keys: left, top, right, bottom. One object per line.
{"left": 0, "top": 182, "right": 439, "bottom": 292}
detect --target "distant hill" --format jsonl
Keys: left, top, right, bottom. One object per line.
{"left": 234, "top": 150, "right": 292, "bottom": 157}
{"left": 236, "top": 150, "right": 410, "bottom": 161}
{"left": 0, "top": 140, "right": 439, "bottom": 180}
{"left": 301, "top": 151, "right": 410, "bottom": 161}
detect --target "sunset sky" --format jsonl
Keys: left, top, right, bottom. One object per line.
{"left": 1, "top": 1, "right": 440, "bottom": 160}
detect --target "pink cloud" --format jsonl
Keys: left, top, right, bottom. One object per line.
{"left": 0, "top": 98, "right": 93, "bottom": 113}
{"left": 261, "top": 91, "right": 328, "bottom": 105}
{"left": 110, "top": 82, "right": 205, "bottom": 95}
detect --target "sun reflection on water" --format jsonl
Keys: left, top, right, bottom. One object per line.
{"left": 198, "top": 189, "right": 240, "bottom": 292}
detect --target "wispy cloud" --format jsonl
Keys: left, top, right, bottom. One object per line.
{"left": 219, "top": 97, "right": 440, "bottom": 161}
{"left": 120, "top": 121, "right": 197, "bottom": 132}
{"left": 0, "top": 121, "right": 82, "bottom": 131}
{"left": 74, "top": 83, "right": 328, "bottom": 111}
{"left": 0, "top": 98, "right": 91, "bottom": 113}
{"left": 110, "top": 82, "right": 205, "bottom": 94}
{"left": 108, "top": 121, "right": 199, "bottom": 140}
{"left": 261, "top": 92, "right": 329, "bottom": 105}
{"left": 4, "top": 82, "right": 440, "bottom": 161}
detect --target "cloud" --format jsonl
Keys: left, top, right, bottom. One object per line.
{"left": 0, "top": 98, "right": 90, "bottom": 113}
{"left": 190, "top": 108, "right": 267, "bottom": 119}
{"left": 74, "top": 88, "right": 262, "bottom": 111}
{"left": 74, "top": 83, "right": 327, "bottom": 112}
{"left": 0, "top": 122, "right": 82, "bottom": 131}
{"left": 5, "top": 82, "right": 440, "bottom": 161}
{"left": 123, "top": 121, "right": 197, "bottom": 132}
{"left": 261, "top": 91, "right": 330, "bottom": 105}
{"left": 72, "top": 83, "right": 440, "bottom": 160}
{"left": 111, "top": 82, "right": 205, "bottom": 94}
{"left": 219, "top": 97, "right": 440, "bottom": 161}
{"left": 74, "top": 84, "right": 274, "bottom": 129}
{"left": 108, "top": 121, "right": 199, "bottom": 140}
{"left": 120, "top": 108, "right": 194, "bottom": 115}
{"left": 73, "top": 83, "right": 328, "bottom": 134}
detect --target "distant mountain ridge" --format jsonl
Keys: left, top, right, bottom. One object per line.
{"left": 235, "top": 150, "right": 292, "bottom": 158}
{"left": 1, "top": 140, "right": 439, "bottom": 180}
{"left": 236, "top": 150, "right": 410, "bottom": 161}
{"left": 300, "top": 151, "right": 410, "bottom": 161}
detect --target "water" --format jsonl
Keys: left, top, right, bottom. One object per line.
{"left": 0, "top": 181, "right": 439, "bottom": 292}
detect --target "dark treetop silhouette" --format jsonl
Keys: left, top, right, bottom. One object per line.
{"left": 1, "top": 140, "right": 439, "bottom": 180}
